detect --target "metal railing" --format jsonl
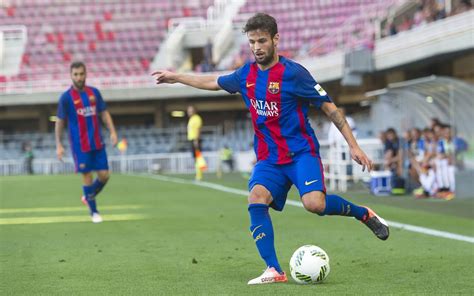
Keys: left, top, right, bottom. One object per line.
{"left": 0, "top": 138, "right": 384, "bottom": 192}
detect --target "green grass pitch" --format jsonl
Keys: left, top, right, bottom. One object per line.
{"left": 1, "top": 173, "right": 473, "bottom": 295}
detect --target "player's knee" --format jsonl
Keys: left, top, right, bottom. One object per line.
{"left": 302, "top": 192, "right": 326, "bottom": 215}
{"left": 248, "top": 185, "right": 272, "bottom": 205}
{"left": 98, "top": 171, "right": 110, "bottom": 183}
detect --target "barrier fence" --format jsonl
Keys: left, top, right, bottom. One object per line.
{"left": 0, "top": 139, "right": 384, "bottom": 192}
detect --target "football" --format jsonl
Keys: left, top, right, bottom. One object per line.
{"left": 289, "top": 245, "right": 330, "bottom": 284}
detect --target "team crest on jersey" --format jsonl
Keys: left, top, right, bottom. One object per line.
{"left": 268, "top": 82, "right": 280, "bottom": 94}
{"left": 89, "top": 95, "right": 96, "bottom": 102}
{"left": 79, "top": 163, "right": 85, "bottom": 169}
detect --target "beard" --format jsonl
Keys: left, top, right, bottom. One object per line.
{"left": 73, "top": 80, "right": 85, "bottom": 89}
{"left": 254, "top": 46, "right": 276, "bottom": 66}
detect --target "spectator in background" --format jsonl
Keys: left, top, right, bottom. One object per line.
{"left": 434, "top": 2, "right": 447, "bottom": 20}
{"left": 380, "top": 0, "right": 467, "bottom": 38}
{"left": 422, "top": 1, "right": 436, "bottom": 23}
{"left": 431, "top": 119, "right": 444, "bottom": 140}
{"left": 413, "top": 4, "right": 426, "bottom": 27}
{"left": 435, "top": 124, "right": 456, "bottom": 198}
{"left": 384, "top": 20, "right": 398, "bottom": 36}
{"left": 430, "top": 117, "right": 442, "bottom": 130}
{"left": 413, "top": 160, "right": 438, "bottom": 198}
{"left": 384, "top": 128, "right": 402, "bottom": 178}
{"left": 398, "top": 16, "right": 413, "bottom": 32}
{"left": 404, "top": 128, "right": 426, "bottom": 191}
{"left": 409, "top": 128, "right": 424, "bottom": 162}
{"left": 452, "top": 0, "right": 472, "bottom": 15}
{"left": 453, "top": 134, "right": 469, "bottom": 170}
{"left": 421, "top": 128, "right": 438, "bottom": 165}
{"left": 414, "top": 127, "right": 439, "bottom": 199}
{"left": 22, "top": 142, "right": 34, "bottom": 175}
{"left": 220, "top": 145, "right": 234, "bottom": 172}
{"left": 400, "top": 130, "right": 412, "bottom": 174}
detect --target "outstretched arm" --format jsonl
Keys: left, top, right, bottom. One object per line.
{"left": 321, "top": 102, "right": 374, "bottom": 172}
{"left": 152, "top": 70, "right": 221, "bottom": 91}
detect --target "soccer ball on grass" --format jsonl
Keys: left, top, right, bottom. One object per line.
{"left": 289, "top": 245, "right": 330, "bottom": 284}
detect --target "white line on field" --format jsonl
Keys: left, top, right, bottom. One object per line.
{"left": 0, "top": 214, "right": 147, "bottom": 225}
{"left": 134, "top": 174, "right": 474, "bottom": 244}
{"left": 0, "top": 205, "right": 144, "bottom": 214}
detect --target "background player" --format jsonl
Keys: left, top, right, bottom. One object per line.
{"left": 55, "top": 61, "right": 117, "bottom": 223}
{"left": 187, "top": 105, "right": 204, "bottom": 180}
{"left": 152, "top": 13, "right": 389, "bottom": 285}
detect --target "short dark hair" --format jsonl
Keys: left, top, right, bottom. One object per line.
{"left": 243, "top": 13, "right": 278, "bottom": 38}
{"left": 386, "top": 127, "right": 397, "bottom": 135}
{"left": 70, "top": 61, "right": 86, "bottom": 72}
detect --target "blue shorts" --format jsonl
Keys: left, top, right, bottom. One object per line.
{"left": 72, "top": 148, "right": 109, "bottom": 173}
{"left": 248, "top": 153, "right": 326, "bottom": 211}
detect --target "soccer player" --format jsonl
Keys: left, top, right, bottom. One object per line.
{"left": 55, "top": 61, "right": 117, "bottom": 223}
{"left": 152, "top": 13, "right": 389, "bottom": 284}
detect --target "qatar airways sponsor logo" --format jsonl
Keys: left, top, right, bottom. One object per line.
{"left": 250, "top": 98, "right": 279, "bottom": 117}
{"left": 76, "top": 105, "right": 97, "bottom": 117}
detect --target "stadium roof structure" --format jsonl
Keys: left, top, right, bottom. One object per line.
{"left": 367, "top": 75, "right": 474, "bottom": 140}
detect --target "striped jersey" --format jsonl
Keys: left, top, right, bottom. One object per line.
{"left": 57, "top": 86, "right": 107, "bottom": 153}
{"left": 217, "top": 56, "right": 332, "bottom": 164}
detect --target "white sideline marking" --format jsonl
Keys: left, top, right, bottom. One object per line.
{"left": 0, "top": 214, "right": 146, "bottom": 225}
{"left": 0, "top": 205, "right": 144, "bottom": 214}
{"left": 135, "top": 174, "right": 474, "bottom": 244}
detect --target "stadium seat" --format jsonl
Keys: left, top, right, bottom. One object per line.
{"left": 2, "top": 0, "right": 213, "bottom": 87}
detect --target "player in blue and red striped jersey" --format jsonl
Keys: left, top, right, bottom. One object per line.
{"left": 152, "top": 13, "right": 389, "bottom": 285}
{"left": 55, "top": 62, "right": 117, "bottom": 223}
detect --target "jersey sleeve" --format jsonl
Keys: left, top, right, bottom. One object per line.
{"left": 217, "top": 66, "right": 243, "bottom": 94}
{"left": 293, "top": 64, "right": 332, "bottom": 108}
{"left": 56, "top": 93, "right": 68, "bottom": 120}
{"left": 94, "top": 88, "right": 107, "bottom": 112}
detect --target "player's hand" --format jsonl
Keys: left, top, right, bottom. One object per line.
{"left": 350, "top": 147, "right": 374, "bottom": 172}
{"left": 110, "top": 132, "right": 118, "bottom": 146}
{"left": 56, "top": 144, "right": 64, "bottom": 161}
{"left": 151, "top": 70, "right": 179, "bottom": 84}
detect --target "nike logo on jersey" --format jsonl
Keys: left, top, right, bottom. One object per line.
{"left": 246, "top": 83, "right": 255, "bottom": 88}
{"left": 305, "top": 180, "right": 318, "bottom": 186}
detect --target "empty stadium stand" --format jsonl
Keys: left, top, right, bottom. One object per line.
{"left": 232, "top": 0, "right": 400, "bottom": 61}
{"left": 0, "top": 0, "right": 213, "bottom": 86}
